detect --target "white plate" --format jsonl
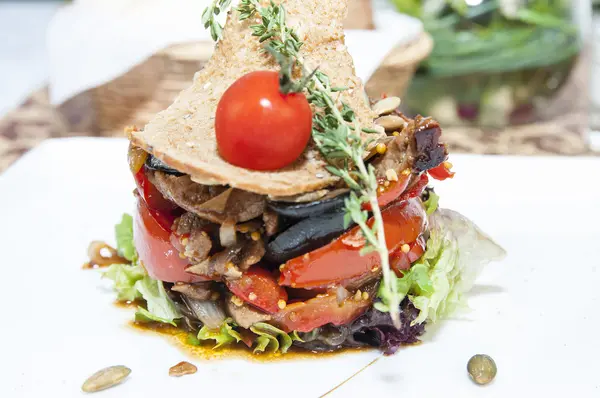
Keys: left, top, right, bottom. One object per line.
{"left": 1, "top": 138, "right": 599, "bottom": 397}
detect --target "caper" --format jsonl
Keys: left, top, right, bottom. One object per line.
{"left": 467, "top": 354, "right": 497, "bottom": 385}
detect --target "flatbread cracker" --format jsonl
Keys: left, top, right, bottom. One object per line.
{"left": 132, "top": 0, "right": 382, "bottom": 196}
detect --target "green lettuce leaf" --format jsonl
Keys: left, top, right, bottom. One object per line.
{"left": 423, "top": 191, "right": 440, "bottom": 215}
{"left": 104, "top": 214, "right": 182, "bottom": 326}
{"left": 290, "top": 330, "right": 304, "bottom": 343}
{"left": 135, "top": 307, "right": 178, "bottom": 327}
{"left": 250, "top": 323, "right": 293, "bottom": 354}
{"left": 115, "top": 214, "right": 136, "bottom": 262}
{"left": 134, "top": 278, "right": 181, "bottom": 326}
{"left": 197, "top": 319, "right": 242, "bottom": 348}
{"left": 103, "top": 263, "right": 145, "bottom": 302}
{"left": 377, "top": 208, "right": 506, "bottom": 324}
{"left": 187, "top": 333, "right": 202, "bottom": 346}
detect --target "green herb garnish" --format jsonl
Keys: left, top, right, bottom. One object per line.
{"left": 201, "top": 0, "right": 233, "bottom": 41}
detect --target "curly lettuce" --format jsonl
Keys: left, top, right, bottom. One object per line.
{"left": 197, "top": 319, "right": 243, "bottom": 348}
{"left": 377, "top": 208, "right": 506, "bottom": 324}
{"left": 103, "top": 263, "right": 145, "bottom": 302}
{"left": 250, "top": 323, "right": 303, "bottom": 354}
{"left": 134, "top": 277, "right": 181, "bottom": 326}
{"left": 115, "top": 214, "right": 137, "bottom": 262}
{"left": 195, "top": 320, "right": 302, "bottom": 353}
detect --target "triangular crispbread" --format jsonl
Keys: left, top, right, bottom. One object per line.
{"left": 131, "top": 0, "right": 382, "bottom": 196}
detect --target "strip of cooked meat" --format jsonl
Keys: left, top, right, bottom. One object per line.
{"left": 150, "top": 170, "right": 266, "bottom": 223}
{"left": 263, "top": 208, "right": 279, "bottom": 236}
{"left": 239, "top": 239, "right": 266, "bottom": 270}
{"left": 225, "top": 295, "right": 271, "bottom": 329}
{"left": 171, "top": 282, "right": 215, "bottom": 301}
{"left": 372, "top": 113, "right": 447, "bottom": 179}
{"left": 224, "top": 190, "right": 266, "bottom": 223}
{"left": 411, "top": 116, "right": 447, "bottom": 172}
{"left": 172, "top": 212, "right": 213, "bottom": 263}
{"left": 150, "top": 171, "right": 226, "bottom": 209}
{"left": 186, "top": 238, "right": 265, "bottom": 280}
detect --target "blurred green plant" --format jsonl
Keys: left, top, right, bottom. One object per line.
{"left": 391, "top": 0, "right": 582, "bottom": 127}
{"left": 391, "top": 0, "right": 580, "bottom": 76}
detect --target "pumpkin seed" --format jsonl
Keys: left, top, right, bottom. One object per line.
{"left": 82, "top": 365, "right": 131, "bottom": 393}
{"left": 169, "top": 361, "right": 198, "bottom": 377}
{"left": 372, "top": 97, "right": 401, "bottom": 116}
{"left": 374, "top": 115, "right": 406, "bottom": 131}
{"left": 467, "top": 354, "right": 497, "bottom": 385}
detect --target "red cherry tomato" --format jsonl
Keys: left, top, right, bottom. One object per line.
{"left": 279, "top": 198, "right": 426, "bottom": 289}
{"left": 226, "top": 266, "right": 288, "bottom": 314}
{"left": 271, "top": 287, "right": 375, "bottom": 333}
{"left": 428, "top": 162, "right": 455, "bottom": 181}
{"left": 134, "top": 198, "right": 210, "bottom": 283}
{"left": 215, "top": 71, "right": 312, "bottom": 171}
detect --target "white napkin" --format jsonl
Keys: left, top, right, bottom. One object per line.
{"left": 47, "top": 0, "right": 422, "bottom": 105}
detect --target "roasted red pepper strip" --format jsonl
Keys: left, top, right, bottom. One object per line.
{"left": 271, "top": 285, "right": 376, "bottom": 333}
{"left": 397, "top": 173, "right": 429, "bottom": 202}
{"left": 279, "top": 198, "right": 426, "bottom": 289}
{"left": 428, "top": 162, "right": 455, "bottom": 181}
{"left": 363, "top": 170, "right": 411, "bottom": 211}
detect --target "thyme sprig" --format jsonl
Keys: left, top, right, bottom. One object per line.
{"left": 203, "top": 0, "right": 402, "bottom": 327}
{"left": 201, "top": 0, "right": 233, "bottom": 41}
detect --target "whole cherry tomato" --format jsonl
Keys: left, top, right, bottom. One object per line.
{"left": 215, "top": 71, "right": 312, "bottom": 171}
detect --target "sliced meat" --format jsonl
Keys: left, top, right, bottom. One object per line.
{"left": 173, "top": 211, "right": 207, "bottom": 235}
{"left": 150, "top": 171, "right": 266, "bottom": 224}
{"left": 238, "top": 239, "right": 265, "bottom": 270}
{"left": 186, "top": 245, "right": 244, "bottom": 280}
{"left": 186, "top": 238, "right": 265, "bottom": 279}
{"left": 171, "top": 282, "right": 215, "bottom": 301}
{"left": 173, "top": 212, "right": 213, "bottom": 263}
{"left": 372, "top": 129, "right": 413, "bottom": 179}
{"left": 224, "top": 189, "right": 266, "bottom": 223}
{"left": 151, "top": 171, "right": 226, "bottom": 211}
{"left": 372, "top": 113, "right": 447, "bottom": 179}
{"left": 184, "top": 231, "right": 213, "bottom": 262}
{"left": 225, "top": 296, "right": 271, "bottom": 329}
{"left": 411, "top": 116, "right": 447, "bottom": 172}
{"left": 263, "top": 208, "right": 279, "bottom": 237}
